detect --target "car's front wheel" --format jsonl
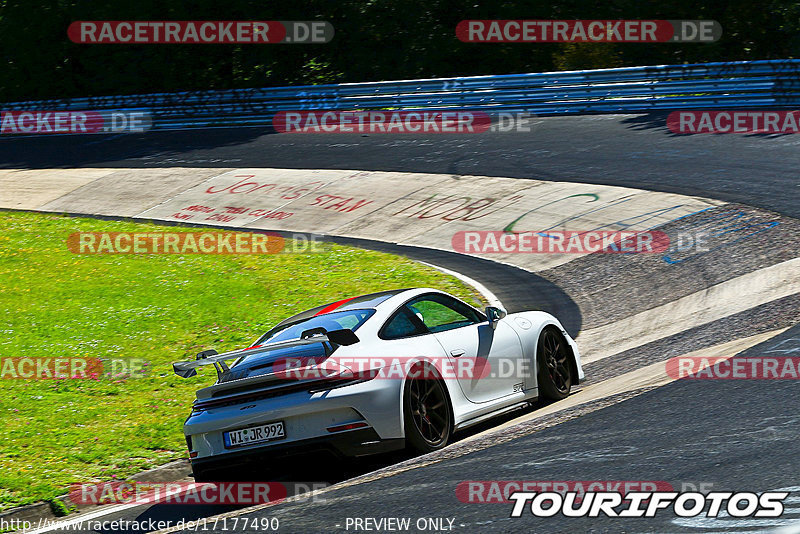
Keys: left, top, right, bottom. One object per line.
{"left": 537, "top": 326, "right": 573, "bottom": 400}
{"left": 403, "top": 366, "right": 452, "bottom": 453}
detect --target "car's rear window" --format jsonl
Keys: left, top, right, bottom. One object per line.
{"left": 256, "top": 309, "right": 375, "bottom": 345}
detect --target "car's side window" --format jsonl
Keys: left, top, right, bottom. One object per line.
{"left": 406, "top": 294, "right": 483, "bottom": 333}
{"left": 380, "top": 308, "right": 428, "bottom": 340}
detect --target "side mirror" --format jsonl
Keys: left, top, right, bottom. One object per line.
{"left": 485, "top": 306, "right": 507, "bottom": 329}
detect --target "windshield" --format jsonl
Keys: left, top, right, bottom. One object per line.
{"left": 255, "top": 309, "right": 375, "bottom": 345}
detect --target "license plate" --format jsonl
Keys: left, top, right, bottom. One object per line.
{"left": 224, "top": 421, "right": 285, "bottom": 448}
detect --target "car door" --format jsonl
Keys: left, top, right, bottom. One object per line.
{"left": 406, "top": 294, "right": 525, "bottom": 404}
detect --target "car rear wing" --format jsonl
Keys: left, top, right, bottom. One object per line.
{"left": 172, "top": 328, "right": 359, "bottom": 379}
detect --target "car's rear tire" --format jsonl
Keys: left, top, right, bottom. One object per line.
{"left": 537, "top": 326, "right": 573, "bottom": 400}
{"left": 403, "top": 365, "right": 452, "bottom": 453}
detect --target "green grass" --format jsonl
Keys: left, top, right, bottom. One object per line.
{"left": 0, "top": 211, "right": 485, "bottom": 511}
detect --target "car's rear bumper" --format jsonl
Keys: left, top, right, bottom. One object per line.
{"left": 190, "top": 428, "right": 404, "bottom": 480}
{"left": 184, "top": 376, "right": 405, "bottom": 464}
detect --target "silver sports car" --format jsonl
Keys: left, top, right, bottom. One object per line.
{"left": 174, "top": 288, "right": 584, "bottom": 481}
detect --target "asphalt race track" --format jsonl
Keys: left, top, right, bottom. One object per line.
{"left": 217, "top": 324, "right": 800, "bottom": 534}
{"left": 1, "top": 113, "right": 798, "bottom": 217}
{"left": 3, "top": 114, "right": 799, "bottom": 533}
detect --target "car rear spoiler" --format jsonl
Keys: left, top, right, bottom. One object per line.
{"left": 172, "top": 328, "right": 359, "bottom": 379}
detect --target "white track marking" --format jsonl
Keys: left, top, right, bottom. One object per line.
{"left": 578, "top": 258, "right": 800, "bottom": 364}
